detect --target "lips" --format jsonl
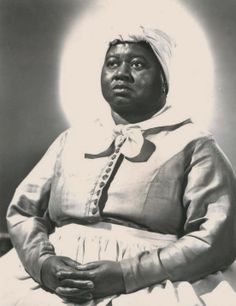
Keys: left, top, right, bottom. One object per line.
{"left": 113, "top": 84, "right": 130, "bottom": 90}
{"left": 112, "top": 83, "right": 132, "bottom": 95}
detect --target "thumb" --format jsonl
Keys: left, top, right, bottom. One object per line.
{"left": 60, "top": 256, "right": 80, "bottom": 268}
{"left": 76, "top": 262, "right": 99, "bottom": 271}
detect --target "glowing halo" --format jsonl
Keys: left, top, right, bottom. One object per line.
{"left": 59, "top": 0, "right": 214, "bottom": 128}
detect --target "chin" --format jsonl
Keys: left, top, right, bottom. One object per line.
{"left": 109, "top": 100, "right": 135, "bottom": 114}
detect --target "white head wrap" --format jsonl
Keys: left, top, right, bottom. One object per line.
{"left": 108, "top": 26, "right": 175, "bottom": 91}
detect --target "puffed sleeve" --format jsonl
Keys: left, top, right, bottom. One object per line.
{"left": 7, "top": 130, "right": 68, "bottom": 284}
{"left": 120, "top": 137, "right": 236, "bottom": 293}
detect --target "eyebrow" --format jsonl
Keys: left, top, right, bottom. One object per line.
{"left": 105, "top": 54, "right": 147, "bottom": 61}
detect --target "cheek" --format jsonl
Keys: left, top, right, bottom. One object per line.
{"left": 135, "top": 74, "right": 156, "bottom": 93}
{"left": 101, "top": 70, "right": 112, "bottom": 87}
{"left": 101, "top": 72, "right": 112, "bottom": 99}
{"left": 141, "top": 72, "right": 162, "bottom": 89}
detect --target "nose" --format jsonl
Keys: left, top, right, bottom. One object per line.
{"left": 114, "top": 62, "right": 133, "bottom": 82}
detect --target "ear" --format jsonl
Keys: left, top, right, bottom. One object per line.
{"left": 160, "top": 72, "right": 168, "bottom": 95}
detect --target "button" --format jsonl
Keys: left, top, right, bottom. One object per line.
{"left": 106, "top": 168, "right": 111, "bottom": 173}
{"left": 108, "top": 161, "right": 113, "bottom": 167}
{"left": 102, "top": 174, "right": 108, "bottom": 180}
{"left": 117, "top": 141, "right": 123, "bottom": 148}
{"left": 99, "top": 181, "right": 105, "bottom": 188}
{"left": 111, "top": 154, "right": 117, "bottom": 160}
{"left": 96, "top": 190, "right": 101, "bottom": 196}
{"left": 92, "top": 207, "right": 98, "bottom": 215}
{"left": 115, "top": 148, "right": 120, "bottom": 153}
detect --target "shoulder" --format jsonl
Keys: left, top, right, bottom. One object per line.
{"left": 153, "top": 121, "right": 212, "bottom": 163}
{"left": 180, "top": 125, "right": 236, "bottom": 180}
{"left": 47, "top": 128, "right": 71, "bottom": 147}
{"left": 53, "top": 127, "right": 85, "bottom": 150}
{"left": 175, "top": 121, "right": 212, "bottom": 146}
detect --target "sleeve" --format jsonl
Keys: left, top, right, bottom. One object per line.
{"left": 6, "top": 130, "right": 68, "bottom": 284}
{"left": 120, "top": 137, "right": 236, "bottom": 293}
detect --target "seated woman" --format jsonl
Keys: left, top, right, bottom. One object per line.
{"left": 1, "top": 26, "right": 236, "bottom": 306}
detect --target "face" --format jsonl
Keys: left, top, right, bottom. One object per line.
{"left": 101, "top": 42, "right": 165, "bottom": 119}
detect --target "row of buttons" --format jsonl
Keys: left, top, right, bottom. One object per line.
{"left": 90, "top": 135, "right": 126, "bottom": 215}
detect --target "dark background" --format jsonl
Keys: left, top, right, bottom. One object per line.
{"left": 0, "top": 0, "right": 236, "bottom": 233}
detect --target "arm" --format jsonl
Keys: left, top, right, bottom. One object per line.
{"left": 120, "top": 137, "right": 236, "bottom": 292}
{"left": 7, "top": 130, "right": 98, "bottom": 303}
{"left": 7, "top": 131, "right": 68, "bottom": 284}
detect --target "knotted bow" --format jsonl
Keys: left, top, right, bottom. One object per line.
{"left": 84, "top": 105, "right": 191, "bottom": 160}
{"left": 112, "top": 124, "right": 144, "bottom": 158}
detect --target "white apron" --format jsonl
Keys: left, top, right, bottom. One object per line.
{"left": 1, "top": 222, "right": 236, "bottom": 306}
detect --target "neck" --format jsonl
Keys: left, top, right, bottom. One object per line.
{"left": 111, "top": 108, "right": 163, "bottom": 124}
{"left": 111, "top": 96, "right": 167, "bottom": 124}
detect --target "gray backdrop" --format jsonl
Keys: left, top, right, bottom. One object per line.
{"left": 0, "top": 0, "right": 236, "bottom": 233}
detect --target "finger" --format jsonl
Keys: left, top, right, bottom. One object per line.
{"left": 60, "top": 279, "right": 94, "bottom": 289}
{"left": 62, "top": 293, "right": 93, "bottom": 304}
{"left": 56, "top": 287, "right": 92, "bottom": 297}
{"left": 57, "top": 270, "right": 92, "bottom": 280}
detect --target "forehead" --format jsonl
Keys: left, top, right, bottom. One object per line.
{"left": 105, "top": 42, "right": 159, "bottom": 62}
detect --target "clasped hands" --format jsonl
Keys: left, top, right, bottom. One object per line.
{"left": 41, "top": 256, "right": 125, "bottom": 304}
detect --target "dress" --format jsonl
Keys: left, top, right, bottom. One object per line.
{"left": 1, "top": 106, "right": 236, "bottom": 306}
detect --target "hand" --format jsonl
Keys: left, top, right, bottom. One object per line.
{"left": 41, "top": 255, "right": 94, "bottom": 304}
{"left": 58, "top": 260, "right": 125, "bottom": 299}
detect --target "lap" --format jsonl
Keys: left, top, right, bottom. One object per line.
{"left": 1, "top": 224, "right": 236, "bottom": 306}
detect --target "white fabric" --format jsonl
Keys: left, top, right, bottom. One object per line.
{"left": 111, "top": 105, "right": 174, "bottom": 158}
{"left": 113, "top": 125, "right": 144, "bottom": 158}
{"left": 84, "top": 105, "right": 194, "bottom": 157}
{"left": 110, "top": 26, "right": 175, "bottom": 89}
{"left": 1, "top": 223, "right": 236, "bottom": 306}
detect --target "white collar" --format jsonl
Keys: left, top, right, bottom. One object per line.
{"left": 81, "top": 105, "right": 191, "bottom": 156}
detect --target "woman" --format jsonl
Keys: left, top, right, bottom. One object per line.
{"left": 1, "top": 26, "right": 236, "bottom": 306}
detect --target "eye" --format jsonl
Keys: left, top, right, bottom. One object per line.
{"left": 106, "top": 58, "right": 119, "bottom": 69}
{"left": 130, "top": 59, "right": 146, "bottom": 70}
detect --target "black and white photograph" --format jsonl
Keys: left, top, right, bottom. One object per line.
{"left": 1, "top": 1, "right": 236, "bottom": 305}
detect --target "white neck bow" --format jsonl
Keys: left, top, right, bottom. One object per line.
{"left": 113, "top": 124, "right": 144, "bottom": 158}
